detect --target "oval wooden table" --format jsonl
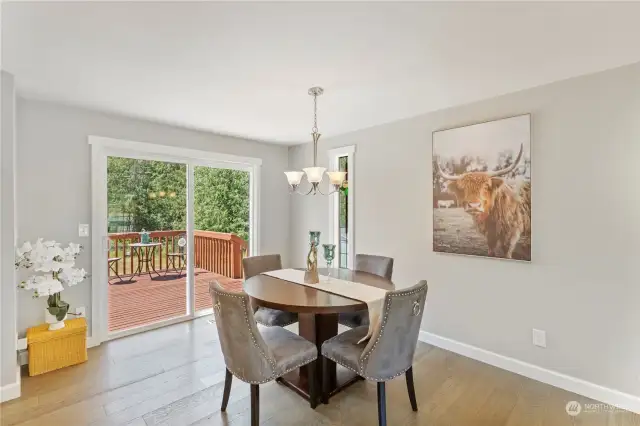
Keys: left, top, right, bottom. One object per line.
{"left": 243, "top": 267, "right": 394, "bottom": 404}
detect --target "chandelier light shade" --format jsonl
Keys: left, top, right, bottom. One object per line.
{"left": 302, "top": 167, "right": 326, "bottom": 184}
{"left": 284, "top": 171, "right": 305, "bottom": 186}
{"left": 285, "top": 87, "right": 346, "bottom": 195}
{"left": 326, "top": 171, "right": 347, "bottom": 186}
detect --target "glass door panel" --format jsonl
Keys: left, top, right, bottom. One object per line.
{"left": 193, "top": 166, "right": 250, "bottom": 314}
{"left": 106, "top": 156, "right": 188, "bottom": 333}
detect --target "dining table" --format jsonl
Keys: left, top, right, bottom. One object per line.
{"left": 243, "top": 267, "right": 394, "bottom": 403}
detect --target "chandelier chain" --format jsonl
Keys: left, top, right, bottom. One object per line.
{"left": 312, "top": 93, "right": 318, "bottom": 134}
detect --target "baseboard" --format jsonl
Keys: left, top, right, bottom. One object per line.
{"left": 419, "top": 330, "right": 640, "bottom": 414}
{"left": 86, "top": 335, "right": 101, "bottom": 349}
{"left": 0, "top": 368, "right": 21, "bottom": 403}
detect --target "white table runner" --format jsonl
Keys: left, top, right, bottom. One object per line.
{"left": 263, "top": 268, "right": 388, "bottom": 343}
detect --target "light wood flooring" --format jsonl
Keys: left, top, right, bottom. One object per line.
{"left": 1, "top": 317, "right": 638, "bottom": 426}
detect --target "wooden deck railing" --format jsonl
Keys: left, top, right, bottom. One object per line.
{"left": 108, "top": 230, "right": 247, "bottom": 279}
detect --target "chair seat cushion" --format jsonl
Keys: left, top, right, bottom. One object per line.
{"left": 261, "top": 326, "right": 317, "bottom": 375}
{"left": 321, "top": 326, "right": 368, "bottom": 374}
{"left": 254, "top": 307, "right": 298, "bottom": 327}
{"left": 338, "top": 310, "right": 369, "bottom": 328}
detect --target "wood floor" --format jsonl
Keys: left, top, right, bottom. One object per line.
{"left": 1, "top": 317, "right": 638, "bottom": 426}
{"left": 108, "top": 269, "right": 243, "bottom": 332}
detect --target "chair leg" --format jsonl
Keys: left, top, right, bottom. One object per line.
{"left": 377, "top": 382, "right": 387, "bottom": 426}
{"left": 221, "top": 368, "right": 232, "bottom": 411}
{"left": 322, "top": 356, "right": 330, "bottom": 404}
{"left": 308, "top": 360, "right": 318, "bottom": 409}
{"left": 250, "top": 384, "right": 259, "bottom": 426}
{"left": 405, "top": 366, "right": 418, "bottom": 412}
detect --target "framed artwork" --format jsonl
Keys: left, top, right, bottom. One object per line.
{"left": 432, "top": 114, "right": 531, "bottom": 261}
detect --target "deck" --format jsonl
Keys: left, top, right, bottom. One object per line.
{"left": 108, "top": 268, "right": 243, "bottom": 332}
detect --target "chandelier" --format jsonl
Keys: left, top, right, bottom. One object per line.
{"left": 285, "top": 87, "right": 347, "bottom": 195}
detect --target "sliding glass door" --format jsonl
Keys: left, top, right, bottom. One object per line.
{"left": 93, "top": 138, "right": 259, "bottom": 341}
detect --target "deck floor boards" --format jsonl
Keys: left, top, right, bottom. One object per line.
{"left": 108, "top": 268, "right": 242, "bottom": 332}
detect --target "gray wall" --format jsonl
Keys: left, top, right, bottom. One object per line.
{"left": 1, "top": 71, "right": 18, "bottom": 389}
{"left": 15, "top": 98, "right": 290, "bottom": 336}
{"left": 289, "top": 62, "right": 640, "bottom": 397}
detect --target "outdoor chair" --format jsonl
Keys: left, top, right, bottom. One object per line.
{"left": 165, "top": 234, "right": 187, "bottom": 277}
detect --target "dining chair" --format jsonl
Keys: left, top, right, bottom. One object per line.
{"left": 321, "top": 280, "right": 428, "bottom": 426}
{"left": 243, "top": 254, "right": 298, "bottom": 327}
{"left": 338, "top": 254, "right": 394, "bottom": 328}
{"left": 209, "top": 281, "right": 319, "bottom": 425}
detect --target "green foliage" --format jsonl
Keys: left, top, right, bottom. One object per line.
{"left": 47, "top": 293, "right": 69, "bottom": 321}
{"left": 194, "top": 167, "right": 249, "bottom": 240}
{"left": 107, "top": 157, "right": 249, "bottom": 240}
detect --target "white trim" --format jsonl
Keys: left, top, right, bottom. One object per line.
{"left": 90, "top": 141, "right": 108, "bottom": 344}
{"left": 103, "top": 315, "right": 196, "bottom": 342}
{"left": 327, "top": 145, "right": 356, "bottom": 157}
{"left": 419, "top": 330, "right": 640, "bottom": 414}
{"left": 186, "top": 165, "right": 195, "bottom": 315}
{"left": 88, "top": 136, "right": 262, "bottom": 166}
{"left": 0, "top": 368, "right": 21, "bottom": 403}
{"left": 89, "top": 135, "right": 261, "bottom": 345}
{"left": 327, "top": 145, "right": 356, "bottom": 270}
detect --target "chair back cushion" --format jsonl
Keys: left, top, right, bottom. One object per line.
{"left": 355, "top": 254, "right": 394, "bottom": 280}
{"left": 360, "top": 280, "right": 428, "bottom": 381}
{"left": 209, "top": 281, "right": 278, "bottom": 384}
{"left": 243, "top": 254, "right": 282, "bottom": 279}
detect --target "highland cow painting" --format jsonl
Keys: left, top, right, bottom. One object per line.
{"left": 433, "top": 114, "right": 531, "bottom": 261}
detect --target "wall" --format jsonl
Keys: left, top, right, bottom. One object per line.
{"left": 15, "top": 98, "right": 290, "bottom": 337}
{"left": 1, "top": 71, "right": 19, "bottom": 397}
{"left": 289, "top": 63, "right": 640, "bottom": 400}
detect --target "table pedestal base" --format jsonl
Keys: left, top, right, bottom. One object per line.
{"left": 276, "top": 366, "right": 364, "bottom": 402}
{"left": 274, "top": 312, "right": 365, "bottom": 405}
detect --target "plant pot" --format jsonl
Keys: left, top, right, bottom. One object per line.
{"left": 44, "top": 308, "right": 67, "bottom": 331}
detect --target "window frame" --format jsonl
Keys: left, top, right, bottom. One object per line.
{"left": 327, "top": 145, "right": 356, "bottom": 269}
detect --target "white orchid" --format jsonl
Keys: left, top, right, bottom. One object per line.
{"left": 20, "top": 274, "right": 65, "bottom": 297}
{"left": 16, "top": 238, "right": 87, "bottom": 299}
{"left": 59, "top": 267, "right": 87, "bottom": 287}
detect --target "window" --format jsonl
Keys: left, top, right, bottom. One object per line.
{"left": 338, "top": 156, "right": 349, "bottom": 268}
{"left": 328, "top": 145, "right": 355, "bottom": 269}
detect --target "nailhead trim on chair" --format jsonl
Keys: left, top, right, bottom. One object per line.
{"left": 211, "top": 285, "right": 317, "bottom": 385}
{"left": 322, "top": 282, "right": 427, "bottom": 382}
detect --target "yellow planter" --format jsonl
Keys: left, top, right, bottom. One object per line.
{"left": 26, "top": 317, "right": 88, "bottom": 376}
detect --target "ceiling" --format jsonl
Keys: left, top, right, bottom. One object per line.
{"left": 3, "top": 2, "right": 640, "bottom": 145}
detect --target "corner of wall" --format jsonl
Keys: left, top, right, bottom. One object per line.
{"left": 1, "top": 71, "right": 19, "bottom": 394}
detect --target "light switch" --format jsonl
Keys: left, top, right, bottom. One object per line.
{"left": 78, "top": 224, "right": 90, "bottom": 237}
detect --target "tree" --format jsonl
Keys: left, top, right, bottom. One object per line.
{"left": 194, "top": 167, "right": 249, "bottom": 240}
{"left": 107, "top": 158, "right": 249, "bottom": 240}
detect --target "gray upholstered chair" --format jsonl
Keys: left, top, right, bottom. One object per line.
{"left": 338, "top": 254, "right": 394, "bottom": 328}
{"left": 209, "top": 281, "right": 319, "bottom": 425}
{"left": 322, "top": 280, "right": 428, "bottom": 426}
{"left": 243, "top": 254, "right": 298, "bottom": 327}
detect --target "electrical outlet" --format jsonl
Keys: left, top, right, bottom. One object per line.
{"left": 75, "top": 306, "right": 86, "bottom": 318}
{"left": 78, "top": 224, "right": 90, "bottom": 237}
{"left": 532, "top": 329, "right": 546, "bottom": 348}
